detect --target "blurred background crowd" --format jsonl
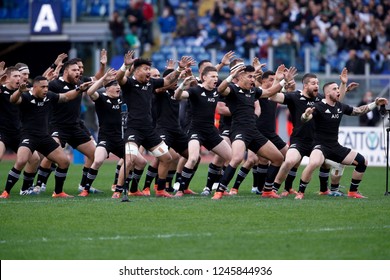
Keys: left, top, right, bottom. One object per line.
{"left": 1, "top": 0, "right": 389, "bottom": 74}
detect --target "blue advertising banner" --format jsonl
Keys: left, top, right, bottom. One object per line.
{"left": 31, "top": 2, "right": 62, "bottom": 35}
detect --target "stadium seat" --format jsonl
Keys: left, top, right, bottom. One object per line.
{"left": 110, "top": 55, "right": 124, "bottom": 70}
{"left": 191, "top": 46, "right": 206, "bottom": 54}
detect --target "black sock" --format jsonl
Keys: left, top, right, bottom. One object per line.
{"left": 273, "top": 182, "right": 281, "bottom": 192}
{"left": 232, "top": 167, "right": 249, "bottom": 190}
{"left": 124, "top": 171, "right": 133, "bottom": 191}
{"left": 205, "top": 163, "right": 222, "bottom": 190}
{"left": 257, "top": 164, "right": 268, "bottom": 192}
{"left": 84, "top": 168, "right": 98, "bottom": 191}
{"left": 156, "top": 178, "right": 167, "bottom": 191}
{"left": 5, "top": 167, "right": 21, "bottom": 193}
{"left": 80, "top": 166, "right": 89, "bottom": 187}
{"left": 166, "top": 170, "right": 175, "bottom": 190}
{"left": 130, "top": 168, "right": 144, "bottom": 193}
{"left": 115, "top": 185, "right": 124, "bottom": 193}
{"left": 113, "top": 164, "right": 121, "bottom": 185}
{"left": 175, "top": 172, "right": 182, "bottom": 184}
{"left": 349, "top": 179, "right": 361, "bottom": 192}
{"left": 330, "top": 183, "right": 339, "bottom": 191}
{"left": 285, "top": 167, "right": 297, "bottom": 191}
{"left": 143, "top": 165, "right": 158, "bottom": 189}
{"left": 35, "top": 166, "right": 51, "bottom": 187}
{"left": 264, "top": 164, "right": 280, "bottom": 192}
{"left": 319, "top": 167, "right": 330, "bottom": 192}
{"left": 21, "top": 171, "right": 36, "bottom": 191}
{"left": 298, "top": 179, "right": 309, "bottom": 193}
{"left": 179, "top": 167, "right": 193, "bottom": 191}
{"left": 54, "top": 167, "right": 68, "bottom": 194}
{"left": 217, "top": 164, "right": 237, "bottom": 192}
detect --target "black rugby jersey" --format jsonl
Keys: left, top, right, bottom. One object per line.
{"left": 225, "top": 84, "right": 262, "bottom": 128}
{"left": 120, "top": 76, "right": 164, "bottom": 129}
{"left": 311, "top": 100, "right": 353, "bottom": 147}
{"left": 0, "top": 85, "right": 21, "bottom": 134}
{"left": 49, "top": 77, "right": 82, "bottom": 126}
{"left": 187, "top": 84, "right": 220, "bottom": 128}
{"left": 218, "top": 96, "right": 232, "bottom": 129}
{"left": 283, "top": 90, "right": 323, "bottom": 144}
{"left": 94, "top": 92, "right": 124, "bottom": 135}
{"left": 256, "top": 98, "right": 277, "bottom": 134}
{"left": 19, "top": 91, "right": 59, "bottom": 136}
{"left": 154, "top": 89, "right": 181, "bottom": 130}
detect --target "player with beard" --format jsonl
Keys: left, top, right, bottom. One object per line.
{"left": 32, "top": 60, "right": 94, "bottom": 194}
{"left": 269, "top": 69, "right": 353, "bottom": 196}
{"left": 34, "top": 51, "right": 106, "bottom": 194}
{"left": 298, "top": 83, "right": 388, "bottom": 199}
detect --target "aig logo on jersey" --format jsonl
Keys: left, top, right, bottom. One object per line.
{"left": 141, "top": 82, "right": 151, "bottom": 91}
{"left": 325, "top": 109, "right": 339, "bottom": 119}
{"left": 31, "top": 2, "right": 62, "bottom": 35}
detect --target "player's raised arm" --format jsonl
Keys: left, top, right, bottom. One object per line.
{"left": 116, "top": 50, "right": 136, "bottom": 86}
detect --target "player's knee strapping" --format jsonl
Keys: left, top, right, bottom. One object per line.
{"left": 125, "top": 142, "right": 139, "bottom": 156}
{"left": 354, "top": 153, "right": 367, "bottom": 173}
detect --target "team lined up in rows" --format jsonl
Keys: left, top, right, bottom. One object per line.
{"left": 0, "top": 49, "right": 387, "bottom": 199}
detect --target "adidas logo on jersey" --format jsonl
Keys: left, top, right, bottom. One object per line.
{"left": 201, "top": 92, "right": 206, "bottom": 96}
{"left": 325, "top": 109, "right": 331, "bottom": 113}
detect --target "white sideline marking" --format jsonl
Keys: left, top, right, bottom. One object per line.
{"left": 0, "top": 226, "right": 389, "bottom": 245}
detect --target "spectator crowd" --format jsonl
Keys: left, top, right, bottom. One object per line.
{"left": 109, "top": 0, "right": 390, "bottom": 74}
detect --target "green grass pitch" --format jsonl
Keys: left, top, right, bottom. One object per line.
{"left": 1, "top": 159, "right": 389, "bottom": 260}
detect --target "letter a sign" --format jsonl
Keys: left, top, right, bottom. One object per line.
{"left": 31, "top": 2, "right": 62, "bottom": 35}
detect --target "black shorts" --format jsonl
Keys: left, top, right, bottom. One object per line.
{"left": 0, "top": 131, "right": 21, "bottom": 153}
{"left": 230, "top": 126, "right": 268, "bottom": 153}
{"left": 125, "top": 127, "right": 162, "bottom": 150}
{"left": 218, "top": 123, "right": 231, "bottom": 137}
{"left": 288, "top": 142, "right": 314, "bottom": 158}
{"left": 313, "top": 143, "right": 351, "bottom": 163}
{"left": 263, "top": 132, "right": 287, "bottom": 150}
{"left": 19, "top": 134, "right": 60, "bottom": 157}
{"left": 50, "top": 124, "right": 92, "bottom": 148}
{"left": 187, "top": 126, "right": 223, "bottom": 151}
{"left": 79, "top": 119, "right": 92, "bottom": 137}
{"left": 96, "top": 133, "right": 125, "bottom": 159}
{"left": 156, "top": 127, "right": 188, "bottom": 155}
